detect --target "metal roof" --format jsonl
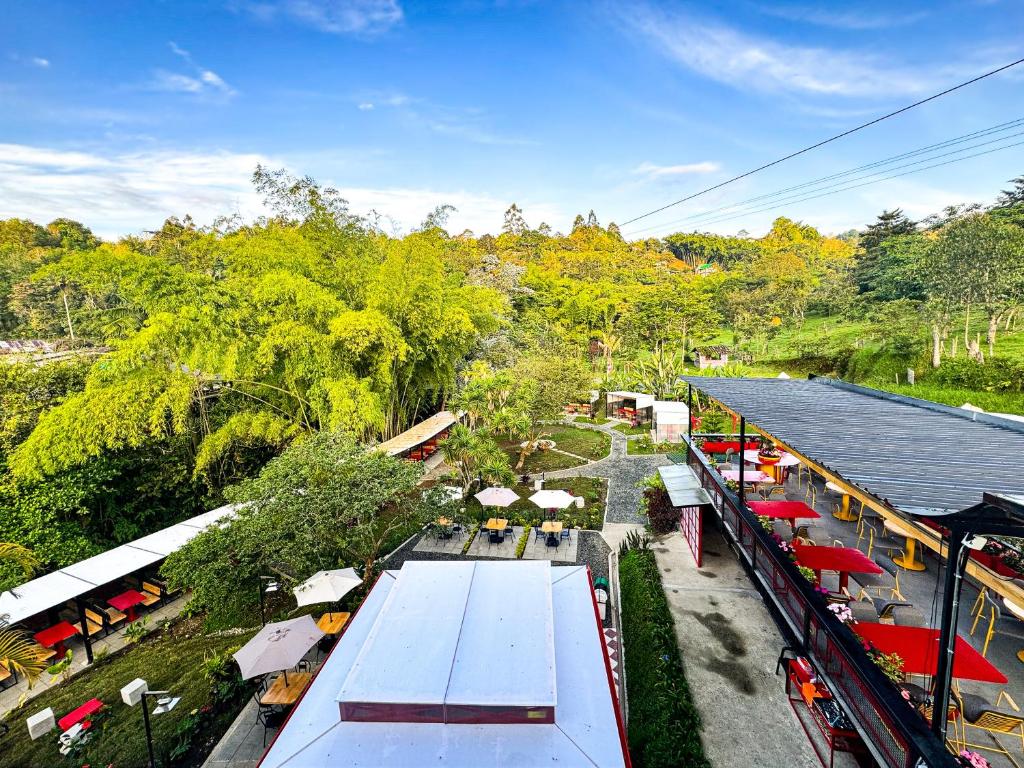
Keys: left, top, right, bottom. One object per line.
{"left": 681, "top": 376, "right": 1024, "bottom": 514}
{"left": 376, "top": 411, "right": 458, "bottom": 456}
{"left": 658, "top": 465, "right": 714, "bottom": 508}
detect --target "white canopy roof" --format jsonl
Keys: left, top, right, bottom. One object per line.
{"left": 653, "top": 400, "right": 689, "bottom": 424}
{"left": 607, "top": 391, "right": 655, "bottom": 409}
{"left": 260, "top": 562, "right": 626, "bottom": 768}
{"left": 658, "top": 465, "right": 714, "bottom": 509}
{"left": 0, "top": 506, "right": 237, "bottom": 626}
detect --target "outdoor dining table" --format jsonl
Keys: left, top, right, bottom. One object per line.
{"left": 747, "top": 500, "right": 820, "bottom": 534}
{"left": 541, "top": 520, "right": 563, "bottom": 547}
{"left": 34, "top": 621, "right": 80, "bottom": 658}
{"left": 485, "top": 518, "right": 508, "bottom": 531}
{"left": 107, "top": 589, "right": 149, "bottom": 622}
{"left": 882, "top": 517, "right": 927, "bottom": 572}
{"left": 316, "top": 612, "right": 351, "bottom": 637}
{"left": 854, "top": 623, "right": 1008, "bottom": 683}
{"left": 436, "top": 517, "right": 452, "bottom": 527}
{"left": 825, "top": 481, "right": 857, "bottom": 521}
{"left": 742, "top": 450, "right": 800, "bottom": 482}
{"left": 721, "top": 469, "right": 773, "bottom": 485}
{"left": 261, "top": 671, "right": 313, "bottom": 707}
{"left": 794, "top": 544, "right": 882, "bottom": 593}
{"left": 1003, "top": 597, "right": 1024, "bottom": 663}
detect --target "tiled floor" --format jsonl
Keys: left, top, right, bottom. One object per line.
{"left": 465, "top": 527, "right": 522, "bottom": 558}
{"left": 0, "top": 598, "right": 185, "bottom": 716}
{"left": 520, "top": 530, "right": 579, "bottom": 563}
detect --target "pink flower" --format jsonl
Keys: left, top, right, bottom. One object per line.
{"left": 901, "top": 689, "right": 910, "bottom": 701}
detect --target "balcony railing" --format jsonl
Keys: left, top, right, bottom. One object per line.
{"left": 684, "top": 437, "right": 957, "bottom": 768}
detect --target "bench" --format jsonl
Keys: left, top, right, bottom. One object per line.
{"left": 74, "top": 612, "right": 104, "bottom": 639}
{"left": 0, "top": 660, "right": 15, "bottom": 689}
{"left": 140, "top": 582, "right": 163, "bottom": 607}
{"left": 90, "top": 605, "right": 126, "bottom": 633}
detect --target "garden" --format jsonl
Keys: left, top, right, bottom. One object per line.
{"left": 462, "top": 476, "right": 607, "bottom": 531}
{"left": 500, "top": 425, "right": 611, "bottom": 473}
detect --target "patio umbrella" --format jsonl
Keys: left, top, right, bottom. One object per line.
{"left": 529, "top": 489, "right": 576, "bottom": 512}
{"left": 293, "top": 568, "right": 361, "bottom": 608}
{"left": 234, "top": 615, "right": 324, "bottom": 683}
{"left": 474, "top": 487, "right": 520, "bottom": 508}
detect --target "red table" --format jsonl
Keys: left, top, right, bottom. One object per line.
{"left": 794, "top": 544, "right": 882, "bottom": 592}
{"left": 701, "top": 440, "right": 759, "bottom": 455}
{"left": 748, "top": 500, "right": 821, "bottom": 533}
{"left": 34, "top": 621, "right": 80, "bottom": 658}
{"left": 108, "top": 589, "right": 148, "bottom": 622}
{"left": 854, "top": 623, "right": 1007, "bottom": 683}
{"left": 58, "top": 698, "right": 104, "bottom": 731}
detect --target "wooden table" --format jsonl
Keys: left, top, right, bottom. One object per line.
{"left": 260, "top": 672, "right": 312, "bottom": 707}
{"left": 436, "top": 517, "right": 452, "bottom": 527}
{"left": 883, "top": 519, "right": 927, "bottom": 571}
{"left": 316, "top": 612, "right": 351, "bottom": 636}
{"left": 1003, "top": 597, "right": 1024, "bottom": 663}
{"left": 541, "top": 520, "right": 563, "bottom": 547}
{"left": 485, "top": 518, "right": 508, "bottom": 531}
{"left": 825, "top": 482, "right": 856, "bottom": 521}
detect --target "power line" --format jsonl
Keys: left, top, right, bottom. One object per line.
{"left": 624, "top": 117, "right": 1024, "bottom": 236}
{"left": 628, "top": 122, "right": 1024, "bottom": 236}
{"left": 619, "top": 56, "right": 1024, "bottom": 227}
{"left": 666, "top": 138, "right": 1024, "bottom": 231}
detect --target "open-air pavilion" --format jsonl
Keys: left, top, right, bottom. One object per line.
{"left": 375, "top": 411, "right": 459, "bottom": 463}
{"left": 605, "top": 391, "right": 654, "bottom": 425}
{"left": 680, "top": 375, "right": 1024, "bottom": 768}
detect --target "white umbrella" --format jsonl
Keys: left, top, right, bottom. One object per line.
{"left": 234, "top": 615, "right": 324, "bottom": 683}
{"left": 529, "top": 489, "right": 576, "bottom": 510}
{"left": 293, "top": 568, "right": 362, "bottom": 608}
{"left": 474, "top": 487, "right": 521, "bottom": 508}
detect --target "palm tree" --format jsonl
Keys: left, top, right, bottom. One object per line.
{"left": 0, "top": 542, "right": 47, "bottom": 685}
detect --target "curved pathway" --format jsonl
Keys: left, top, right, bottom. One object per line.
{"left": 539, "top": 421, "right": 671, "bottom": 526}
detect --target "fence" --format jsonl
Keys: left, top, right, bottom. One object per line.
{"left": 684, "top": 437, "right": 956, "bottom": 768}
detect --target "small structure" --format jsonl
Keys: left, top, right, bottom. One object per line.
{"left": 376, "top": 411, "right": 458, "bottom": 462}
{"left": 652, "top": 400, "right": 690, "bottom": 443}
{"left": 693, "top": 345, "right": 731, "bottom": 370}
{"left": 606, "top": 391, "right": 654, "bottom": 425}
{"left": 258, "top": 560, "right": 628, "bottom": 767}
{"left": 657, "top": 465, "right": 713, "bottom": 567}
{"left": 564, "top": 390, "right": 599, "bottom": 418}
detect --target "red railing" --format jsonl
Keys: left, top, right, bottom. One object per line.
{"left": 684, "top": 438, "right": 956, "bottom": 768}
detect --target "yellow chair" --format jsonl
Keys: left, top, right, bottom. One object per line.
{"left": 970, "top": 592, "right": 1024, "bottom": 658}
{"left": 954, "top": 689, "right": 1024, "bottom": 767}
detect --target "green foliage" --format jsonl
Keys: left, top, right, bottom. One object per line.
{"left": 618, "top": 528, "right": 651, "bottom": 556}
{"left": 930, "top": 356, "right": 1024, "bottom": 392}
{"left": 162, "top": 432, "right": 432, "bottom": 628}
{"left": 619, "top": 548, "right": 709, "bottom": 768}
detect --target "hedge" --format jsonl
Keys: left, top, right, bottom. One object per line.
{"left": 619, "top": 548, "right": 709, "bottom": 768}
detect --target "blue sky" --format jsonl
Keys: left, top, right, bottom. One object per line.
{"left": 1, "top": 0, "right": 1022, "bottom": 239}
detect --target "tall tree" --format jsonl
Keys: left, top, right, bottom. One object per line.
{"left": 854, "top": 209, "right": 917, "bottom": 295}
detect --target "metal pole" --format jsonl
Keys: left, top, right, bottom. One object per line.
{"left": 932, "top": 526, "right": 966, "bottom": 739}
{"left": 258, "top": 582, "right": 267, "bottom": 627}
{"left": 74, "top": 598, "right": 93, "bottom": 664}
{"left": 142, "top": 696, "right": 156, "bottom": 768}
{"left": 687, "top": 384, "right": 693, "bottom": 443}
{"left": 738, "top": 416, "right": 746, "bottom": 506}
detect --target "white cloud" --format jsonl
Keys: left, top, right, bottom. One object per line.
{"left": 358, "top": 102, "right": 375, "bottom": 110}
{"left": 240, "top": 0, "right": 403, "bottom": 35}
{"left": 150, "top": 42, "right": 236, "bottom": 97}
{"left": 619, "top": 5, "right": 934, "bottom": 97}
{"left": 30, "top": 56, "right": 50, "bottom": 68}
{"left": 633, "top": 161, "right": 720, "bottom": 178}
{"left": 757, "top": 5, "right": 929, "bottom": 30}
{"left": 0, "top": 143, "right": 561, "bottom": 238}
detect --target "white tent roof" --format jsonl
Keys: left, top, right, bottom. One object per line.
{"left": 260, "top": 562, "right": 626, "bottom": 768}
{"left": 653, "top": 400, "right": 689, "bottom": 424}
{"left": 658, "top": 465, "right": 714, "bottom": 509}
{"left": 0, "top": 507, "right": 237, "bottom": 626}
{"left": 607, "top": 391, "right": 655, "bottom": 408}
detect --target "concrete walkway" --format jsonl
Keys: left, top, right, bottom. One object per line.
{"left": 652, "top": 529, "right": 820, "bottom": 768}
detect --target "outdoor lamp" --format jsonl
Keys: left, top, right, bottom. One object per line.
{"left": 258, "top": 575, "right": 279, "bottom": 626}
{"left": 962, "top": 534, "right": 989, "bottom": 551}
{"left": 121, "top": 678, "right": 180, "bottom": 768}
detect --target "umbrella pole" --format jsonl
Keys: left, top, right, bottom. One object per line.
{"left": 283, "top": 668, "right": 289, "bottom": 685}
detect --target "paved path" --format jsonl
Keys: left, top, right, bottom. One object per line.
{"left": 652, "top": 529, "right": 819, "bottom": 768}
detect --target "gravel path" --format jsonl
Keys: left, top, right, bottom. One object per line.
{"left": 541, "top": 421, "right": 670, "bottom": 525}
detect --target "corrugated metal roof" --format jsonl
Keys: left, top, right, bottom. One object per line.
{"left": 658, "top": 465, "right": 714, "bottom": 508}
{"left": 681, "top": 376, "right": 1024, "bottom": 514}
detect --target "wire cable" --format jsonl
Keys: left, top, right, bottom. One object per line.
{"left": 624, "top": 117, "right": 1024, "bottom": 236}
{"left": 619, "top": 56, "right": 1024, "bottom": 227}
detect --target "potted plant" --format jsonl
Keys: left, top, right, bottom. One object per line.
{"left": 757, "top": 437, "right": 782, "bottom": 465}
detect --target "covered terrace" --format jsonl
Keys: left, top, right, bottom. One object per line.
{"left": 375, "top": 411, "right": 459, "bottom": 464}
{"left": 680, "top": 375, "right": 1024, "bottom": 768}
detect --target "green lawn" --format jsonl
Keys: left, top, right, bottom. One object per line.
{"left": 612, "top": 422, "right": 651, "bottom": 436}
{"left": 465, "top": 476, "right": 607, "bottom": 530}
{"left": 573, "top": 415, "right": 610, "bottom": 425}
{"left": 503, "top": 425, "right": 610, "bottom": 472}
{"left": 0, "top": 624, "right": 256, "bottom": 768}
{"left": 869, "top": 382, "right": 1024, "bottom": 416}
{"left": 627, "top": 439, "right": 677, "bottom": 455}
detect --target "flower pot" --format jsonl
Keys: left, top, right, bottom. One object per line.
{"left": 758, "top": 453, "right": 781, "bottom": 465}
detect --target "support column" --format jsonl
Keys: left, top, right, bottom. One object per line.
{"left": 687, "top": 384, "right": 693, "bottom": 443}
{"left": 932, "top": 525, "right": 966, "bottom": 740}
{"left": 738, "top": 416, "right": 746, "bottom": 506}
{"left": 74, "top": 597, "right": 93, "bottom": 664}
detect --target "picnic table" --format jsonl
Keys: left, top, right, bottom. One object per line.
{"left": 34, "top": 621, "right": 79, "bottom": 658}
{"left": 316, "top": 612, "right": 350, "bottom": 636}
{"left": 794, "top": 544, "right": 882, "bottom": 593}
{"left": 541, "top": 521, "right": 563, "bottom": 547}
{"left": 58, "top": 698, "right": 104, "bottom": 731}
{"left": 854, "top": 623, "right": 1007, "bottom": 683}
{"left": 108, "top": 589, "right": 149, "bottom": 622}
{"left": 747, "top": 500, "right": 820, "bottom": 533}
{"left": 261, "top": 671, "right": 312, "bottom": 707}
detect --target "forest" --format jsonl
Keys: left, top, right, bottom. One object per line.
{"left": 2, "top": 166, "right": 1024, "bottom": 588}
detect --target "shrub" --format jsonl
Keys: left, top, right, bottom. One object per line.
{"left": 931, "top": 357, "right": 1024, "bottom": 392}
{"left": 644, "top": 487, "right": 677, "bottom": 535}
{"left": 619, "top": 549, "right": 709, "bottom": 768}
{"left": 515, "top": 527, "right": 530, "bottom": 558}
